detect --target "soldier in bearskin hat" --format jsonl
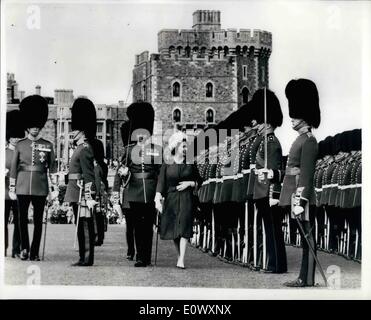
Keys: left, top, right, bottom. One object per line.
{"left": 9, "top": 95, "right": 58, "bottom": 261}
{"left": 91, "top": 138, "right": 109, "bottom": 246}
{"left": 279, "top": 78, "right": 321, "bottom": 287}
{"left": 64, "top": 98, "right": 97, "bottom": 266}
{"left": 252, "top": 88, "right": 287, "bottom": 273}
{"left": 112, "top": 120, "right": 137, "bottom": 260}
{"left": 5, "top": 110, "right": 25, "bottom": 257}
{"left": 112, "top": 102, "right": 162, "bottom": 267}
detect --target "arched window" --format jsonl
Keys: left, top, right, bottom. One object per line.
{"left": 206, "top": 82, "right": 213, "bottom": 98}
{"left": 242, "top": 87, "right": 249, "bottom": 104}
{"left": 142, "top": 84, "right": 147, "bottom": 101}
{"left": 173, "top": 108, "right": 182, "bottom": 123}
{"left": 172, "top": 82, "right": 180, "bottom": 97}
{"left": 185, "top": 46, "right": 191, "bottom": 57}
{"left": 206, "top": 108, "right": 214, "bottom": 123}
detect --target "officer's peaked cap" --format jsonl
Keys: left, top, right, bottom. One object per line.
{"left": 285, "top": 78, "right": 321, "bottom": 128}
{"left": 19, "top": 95, "right": 48, "bottom": 129}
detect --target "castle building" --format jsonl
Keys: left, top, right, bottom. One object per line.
{"left": 132, "top": 10, "right": 272, "bottom": 138}
{"left": 7, "top": 79, "right": 128, "bottom": 164}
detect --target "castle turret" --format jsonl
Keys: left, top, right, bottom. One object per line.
{"left": 192, "top": 10, "right": 221, "bottom": 31}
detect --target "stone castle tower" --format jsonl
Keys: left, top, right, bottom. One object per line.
{"left": 132, "top": 10, "right": 272, "bottom": 137}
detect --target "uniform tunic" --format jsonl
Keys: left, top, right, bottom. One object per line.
{"left": 205, "top": 154, "right": 217, "bottom": 203}
{"left": 113, "top": 142, "right": 162, "bottom": 202}
{"left": 319, "top": 159, "right": 336, "bottom": 206}
{"left": 156, "top": 163, "right": 200, "bottom": 240}
{"left": 279, "top": 131, "right": 318, "bottom": 220}
{"left": 64, "top": 141, "right": 96, "bottom": 203}
{"left": 246, "top": 135, "right": 263, "bottom": 200}
{"left": 10, "top": 137, "right": 56, "bottom": 195}
{"left": 253, "top": 133, "right": 282, "bottom": 200}
{"left": 5, "top": 146, "right": 15, "bottom": 200}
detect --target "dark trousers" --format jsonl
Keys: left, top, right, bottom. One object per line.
{"left": 296, "top": 205, "right": 316, "bottom": 286}
{"left": 255, "top": 198, "right": 287, "bottom": 273}
{"left": 5, "top": 200, "right": 21, "bottom": 256}
{"left": 94, "top": 203, "right": 105, "bottom": 245}
{"left": 124, "top": 208, "right": 135, "bottom": 257}
{"left": 130, "top": 202, "right": 156, "bottom": 265}
{"left": 72, "top": 203, "right": 94, "bottom": 265}
{"left": 17, "top": 195, "right": 46, "bottom": 257}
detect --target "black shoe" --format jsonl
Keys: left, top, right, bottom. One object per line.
{"left": 283, "top": 278, "right": 307, "bottom": 287}
{"left": 30, "top": 255, "right": 41, "bottom": 261}
{"left": 126, "top": 255, "right": 134, "bottom": 261}
{"left": 20, "top": 250, "right": 29, "bottom": 261}
{"left": 12, "top": 252, "right": 21, "bottom": 259}
{"left": 71, "top": 261, "right": 93, "bottom": 267}
{"left": 134, "top": 261, "right": 147, "bottom": 267}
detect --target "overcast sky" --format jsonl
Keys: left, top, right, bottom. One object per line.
{"left": 3, "top": 0, "right": 369, "bottom": 153}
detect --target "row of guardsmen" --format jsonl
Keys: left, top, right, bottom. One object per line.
{"left": 191, "top": 79, "right": 361, "bottom": 287}
{"left": 5, "top": 95, "right": 109, "bottom": 266}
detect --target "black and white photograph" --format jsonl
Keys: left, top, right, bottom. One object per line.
{"left": 1, "top": 0, "right": 370, "bottom": 302}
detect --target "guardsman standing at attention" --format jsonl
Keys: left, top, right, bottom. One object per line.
{"left": 253, "top": 89, "right": 287, "bottom": 274}
{"left": 5, "top": 110, "right": 25, "bottom": 257}
{"left": 64, "top": 98, "right": 97, "bottom": 266}
{"left": 279, "top": 79, "right": 321, "bottom": 287}
{"left": 112, "top": 120, "right": 136, "bottom": 260}
{"left": 9, "top": 95, "right": 58, "bottom": 261}
{"left": 113, "top": 102, "right": 162, "bottom": 267}
{"left": 91, "top": 138, "right": 109, "bottom": 246}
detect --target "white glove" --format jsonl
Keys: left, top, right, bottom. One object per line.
{"left": 9, "top": 184, "right": 17, "bottom": 200}
{"left": 9, "top": 191, "right": 17, "bottom": 201}
{"left": 176, "top": 181, "right": 195, "bottom": 191}
{"left": 257, "top": 168, "right": 273, "bottom": 182}
{"left": 118, "top": 166, "right": 129, "bottom": 177}
{"left": 86, "top": 199, "right": 97, "bottom": 211}
{"left": 155, "top": 199, "right": 163, "bottom": 213}
{"left": 154, "top": 192, "right": 163, "bottom": 213}
{"left": 293, "top": 205, "right": 304, "bottom": 216}
{"left": 269, "top": 198, "right": 279, "bottom": 207}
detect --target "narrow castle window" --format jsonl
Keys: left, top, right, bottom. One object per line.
{"left": 206, "top": 82, "right": 213, "bottom": 98}
{"left": 243, "top": 65, "right": 247, "bottom": 79}
{"left": 206, "top": 109, "right": 214, "bottom": 123}
{"left": 172, "top": 82, "right": 180, "bottom": 97}
{"left": 173, "top": 108, "right": 181, "bottom": 123}
{"left": 242, "top": 87, "right": 249, "bottom": 104}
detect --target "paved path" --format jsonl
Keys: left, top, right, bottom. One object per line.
{"left": 4, "top": 224, "right": 361, "bottom": 289}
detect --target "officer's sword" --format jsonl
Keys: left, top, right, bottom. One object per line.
{"left": 294, "top": 214, "right": 328, "bottom": 286}
{"left": 42, "top": 172, "right": 54, "bottom": 260}
{"left": 74, "top": 180, "right": 84, "bottom": 249}
{"left": 41, "top": 201, "right": 49, "bottom": 261}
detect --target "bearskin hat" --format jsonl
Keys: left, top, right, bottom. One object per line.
{"left": 322, "top": 136, "right": 333, "bottom": 156}
{"left": 331, "top": 133, "right": 342, "bottom": 155}
{"left": 6, "top": 110, "right": 25, "bottom": 141}
{"left": 127, "top": 101, "right": 155, "bottom": 137}
{"left": 351, "top": 129, "right": 361, "bottom": 151}
{"left": 251, "top": 88, "right": 283, "bottom": 127}
{"left": 19, "top": 95, "right": 48, "bottom": 129}
{"left": 120, "top": 120, "right": 132, "bottom": 146}
{"left": 234, "top": 101, "right": 254, "bottom": 129}
{"left": 317, "top": 140, "right": 326, "bottom": 159}
{"left": 91, "top": 138, "right": 105, "bottom": 163}
{"left": 285, "top": 78, "right": 321, "bottom": 128}
{"left": 71, "top": 98, "right": 97, "bottom": 140}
